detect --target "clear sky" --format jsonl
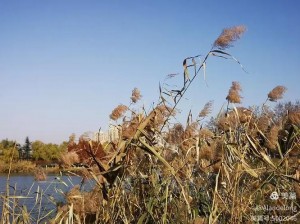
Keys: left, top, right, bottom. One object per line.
{"left": 0, "top": 1, "right": 299, "bottom": 144}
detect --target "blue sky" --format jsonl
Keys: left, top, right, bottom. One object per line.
{"left": 0, "top": 1, "right": 299, "bottom": 144}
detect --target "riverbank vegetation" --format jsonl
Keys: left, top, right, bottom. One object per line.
{"left": 1, "top": 25, "right": 299, "bottom": 223}
{"left": 0, "top": 138, "right": 68, "bottom": 173}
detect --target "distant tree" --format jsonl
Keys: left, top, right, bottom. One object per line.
{"left": 59, "top": 141, "right": 68, "bottom": 153}
{"left": 32, "top": 140, "right": 67, "bottom": 161}
{"left": 0, "top": 139, "right": 18, "bottom": 160}
{"left": 46, "top": 143, "right": 61, "bottom": 160}
{"left": 32, "top": 140, "right": 46, "bottom": 161}
{"left": 0, "top": 139, "right": 18, "bottom": 162}
{"left": 0, "top": 139, "right": 16, "bottom": 149}
{"left": 2, "top": 147, "right": 19, "bottom": 162}
{"left": 23, "top": 137, "right": 31, "bottom": 160}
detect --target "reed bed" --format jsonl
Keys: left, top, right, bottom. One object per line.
{"left": 1, "top": 25, "right": 299, "bottom": 223}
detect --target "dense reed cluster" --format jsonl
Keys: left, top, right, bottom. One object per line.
{"left": 1, "top": 25, "right": 299, "bottom": 224}
{"left": 55, "top": 84, "right": 299, "bottom": 223}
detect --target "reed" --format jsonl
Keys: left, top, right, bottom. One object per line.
{"left": 2, "top": 25, "right": 299, "bottom": 224}
{"left": 52, "top": 25, "right": 299, "bottom": 223}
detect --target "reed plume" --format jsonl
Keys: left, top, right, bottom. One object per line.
{"left": 288, "top": 110, "right": 300, "bottom": 126}
{"left": 199, "top": 128, "right": 214, "bottom": 139}
{"left": 110, "top": 104, "right": 128, "bottom": 120}
{"left": 199, "top": 101, "right": 213, "bottom": 118}
{"left": 226, "top": 81, "right": 242, "bottom": 103}
{"left": 267, "top": 85, "right": 287, "bottom": 102}
{"left": 213, "top": 25, "right": 246, "bottom": 49}
{"left": 130, "top": 87, "right": 142, "bottom": 103}
{"left": 61, "top": 151, "right": 80, "bottom": 166}
{"left": 265, "top": 125, "right": 280, "bottom": 150}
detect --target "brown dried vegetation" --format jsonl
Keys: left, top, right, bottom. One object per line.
{"left": 130, "top": 87, "right": 142, "bottom": 103}
{"left": 268, "top": 85, "right": 287, "bottom": 102}
{"left": 49, "top": 29, "right": 299, "bottom": 224}
{"left": 7, "top": 26, "right": 298, "bottom": 224}
{"left": 213, "top": 25, "right": 246, "bottom": 49}
{"left": 109, "top": 104, "right": 128, "bottom": 121}
{"left": 199, "top": 101, "right": 213, "bottom": 118}
{"left": 226, "top": 81, "right": 242, "bottom": 103}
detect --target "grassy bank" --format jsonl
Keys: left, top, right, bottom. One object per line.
{"left": 0, "top": 160, "right": 87, "bottom": 174}
{"left": 0, "top": 160, "right": 36, "bottom": 173}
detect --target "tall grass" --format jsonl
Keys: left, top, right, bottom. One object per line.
{"left": 1, "top": 25, "right": 299, "bottom": 223}
{"left": 52, "top": 25, "right": 299, "bottom": 223}
{"left": 0, "top": 145, "right": 81, "bottom": 223}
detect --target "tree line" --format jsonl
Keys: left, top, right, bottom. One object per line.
{"left": 0, "top": 137, "right": 68, "bottom": 163}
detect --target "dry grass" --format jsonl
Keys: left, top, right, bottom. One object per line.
{"left": 0, "top": 160, "right": 36, "bottom": 173}
{"left": 54, "top": 86, "right": 299, "bottom": 223}
{"left": 49, "top": 26, "right": 300, "bottom": 223}
{"left": 61, "top": 151, "right": 80, "bottom": 167}
{"left": 34, "top": 167, "right": 47, "bottom": 181}
{"left": 3, "top": 25, "right": 299, "bottom": 224}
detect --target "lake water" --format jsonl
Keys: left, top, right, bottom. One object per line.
{"left": 0, "top": 173, "right": 95, "bottom": 223}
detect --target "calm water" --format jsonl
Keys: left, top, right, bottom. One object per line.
{"left": 0, "top": 173, "right": 95, "bottom": 222}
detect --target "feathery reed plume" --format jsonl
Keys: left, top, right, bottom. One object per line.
{"left": 34, "top": 167, "right": 47, "bottom": 181}
{"left": 267, "top": 85, "right": 287, "bottom": 102}
{"left": 236, "top": 107, "right": 252, "bottom": 123}
{"left": 130, "top": 87, "right": 142, "bottom": 103}
{"left": 153, "top": 105, "right": 176, "bottom": 127}
{"left": 61, "top": 151, "right": 79, "bottom": 166}
{"left": 199, "top": 101, "right": 213, "bottom": 118}
{"left": 64, "top": 185, "right": 103, "bottom": 217}
{"left": 226, "top": 81, "right": 242, "bottom": 103}
{"left": 287, "top": 110, "right": 300, "bottom": 126}
{"left": 217, "top": 113, "right": 238, "bottom": 131}
{"left": 257, "top": 115, "right": 270, "bottom": 132}
{"left": 122, "top": 115, "right": 141, "bottom": 139}
{"left": 199, "top": 145, "right": 215, "bottom": 161}
{"left": 265, "top": 125, "right": 280, "bottom": 150}
{"left": 166, "top": 123, "right": 184, "bottom": 144}
{"left": 185, "top": 122, "right": 199, "bottom": 138}
{"left": 213, "top": 25, "right": 246, "bottom": 49}
{"left": 199, "top": 128, "right": 214, "bottom": 139}
{"left": 110, "top": 104, "right": 128, "bottom": 120}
